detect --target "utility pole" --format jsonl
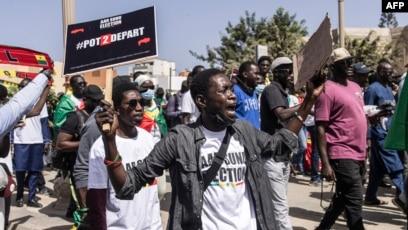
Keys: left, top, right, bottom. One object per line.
{"left": 62, "top": 0, "right": 75, "bottom": 47}
{"left": 338, "top": 0, "right": 345, "bottom": 48}
{"left": 62, "top": 0, "right": 76, "bottom": 91}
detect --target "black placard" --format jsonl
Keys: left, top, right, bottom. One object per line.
{"left": 382, "top": 0, "right": 408, "bottom": 12}
{"left": 64, "top": 6, "right": 157, "bottom": 75}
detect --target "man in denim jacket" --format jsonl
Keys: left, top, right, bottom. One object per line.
{"left": 96, "top": 68, "right": 323, "bottom": 229}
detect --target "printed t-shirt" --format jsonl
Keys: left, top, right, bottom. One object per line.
{"left": 200, "top": 126, "right": 257, "bottom": 230}
{"left": 181, "top": 90, "right": 200, "bottom": 123}
{"left": 88, "top": 127, "right": 162, "bottom": 230}
{"left": 13, "top": 105, "right": 48, "bottom": 144}
{"left": 315, "top": 80, "right": 367, "bottom": 161}
{"left": 233, "top": 84, "right": 260, "bottom": 129}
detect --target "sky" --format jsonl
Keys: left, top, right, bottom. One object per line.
{"left": 0, "top": 0, "right": 407, "bottom": 74}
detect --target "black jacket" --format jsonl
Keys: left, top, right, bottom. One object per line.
{"left": 115, "top": 119, "right": 298, "bottom": 230}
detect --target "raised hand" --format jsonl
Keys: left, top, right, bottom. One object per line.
{"left": 306, "top": 71, "right": 326, "bottom": 100}
{"left": 95, "top": 100, "right": 118, "bottom": 139}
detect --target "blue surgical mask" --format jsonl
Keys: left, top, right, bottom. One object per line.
{"left": 141, "top": 89, "right": 155, "bottom": 100}
{"left": 255, "top": 84, "right": 266, "bottom": 95}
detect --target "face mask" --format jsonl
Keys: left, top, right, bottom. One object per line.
{"left": 255, "top": 84, "right": 265, "bottom": 95}
{"left": 141, "top": 89, "right": 155, "bottom": 100}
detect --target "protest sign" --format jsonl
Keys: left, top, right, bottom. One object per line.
{"left": 293, "top": 15, "right": 332, "bottom": 90}
{"left": 64, "top": 6, "right": 157, "bottom": 75}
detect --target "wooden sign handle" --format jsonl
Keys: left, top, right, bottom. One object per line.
{"left": 102, "top": 68, "right": 114, "bottom": 132}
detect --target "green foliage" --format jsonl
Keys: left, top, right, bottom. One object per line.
{"left": 6, "top": 85, "right": 18, "bottom": 98}
{"left": 190, "top": 7, "right": 308, "bottom": 70}
{"left": 344, "top": 31, "right": 392, "bottom": 69}
{"left": 47, "top": 89, "right": 59, "bottom": 110}
{"left": 378, "top": 13, "right": 398, "bottom": 28}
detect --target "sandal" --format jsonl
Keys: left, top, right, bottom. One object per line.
{"left": 364, "top": 199, "right": 388, "bottom": 206}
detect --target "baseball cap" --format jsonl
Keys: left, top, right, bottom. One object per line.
{"left": 329, "top": 48, "right": 352, "bottom": 64}
{"left": 271, "top": 57, "right": 293, "bottom": 71}
{"left": 83, "top": 85, "right": 104, "bottom": 101}
{"left": 352, "top": 63, "right": 370, "bottom": 74}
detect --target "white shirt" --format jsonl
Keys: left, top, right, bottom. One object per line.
{"left": 181, "top": 90, "right": 200, "bottom": 123}
{"left": 200, "top": 126, "right": 257, "bottom": 230}
{"left": 88, "top": 127, "right": 162, "bottom": 230}
{"left": 13, "top": 105, "right": 48, "bottom": 144}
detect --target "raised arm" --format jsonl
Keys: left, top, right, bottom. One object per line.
{"left": 0, "top": 73, "right": 49, "bottom": 138}
{"left": 285, "top": 80, "right": 324, "bottom": 135}
{"left": 95, "top": 101, "right": 175, "bottom": 199}
{"left": 258, "top": 78, "right": 324, "bottom": 160}
{"left": 26, "top": 85, "right": 50, "bottom": 118}
{"left": 273, "top": 105, "right": 301, "bottom": 122}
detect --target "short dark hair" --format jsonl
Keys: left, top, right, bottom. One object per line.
{"left": 191, "top": 65, "right": 205, "bottom": 77}
{"left": 112, "top": 82, "right": 138, "bottom": 108}
{"left": 113, "top": 75, "right": 132, "bottom": 89}
{"left": 156, "top": 87, "right": 165, "bottom": 95}
{"left": 238, "top": 61, "right": 256, "bottom": 79}
{"left": 190, "top": 68, "right": 224, "bottom": 102}
{"left": 257, "top": 56, "right": 272, "bottom": 65}
{"left": 69, "top": 75, "right": 84, "bottom": 86}
{"left": 0, "top": 84, "right": 7, "bottom": 99}
{"left": 377, "top": 58, "right": 392, "bottom": 72}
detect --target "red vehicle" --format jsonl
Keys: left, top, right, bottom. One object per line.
{"left": 0, "top": 44, "right": 53, "bottom": 80}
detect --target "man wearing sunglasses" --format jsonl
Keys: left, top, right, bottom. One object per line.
{"left": 87, "top": 82, "right": 162, "bottom": 230}
{"left": 259, "top": 56, "right": 299, "bottom": 230}
{"left": 315, "top": 48, "right": 367, "bottom": 229}
{"left": 54, "top": 75, "right": 87, "bottom": 133}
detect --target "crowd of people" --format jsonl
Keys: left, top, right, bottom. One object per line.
{"left": 0, "top": 47, "right": 407, "bottom": 230}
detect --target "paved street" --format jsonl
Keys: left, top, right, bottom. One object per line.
{"left": 8, "top": 170, "right": 407, "bottom": 230}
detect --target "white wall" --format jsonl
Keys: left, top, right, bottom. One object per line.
{"left": 155, "top": 75, "right": 186, "bottom": 93}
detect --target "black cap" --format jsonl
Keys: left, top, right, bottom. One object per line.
{"left": 83, "top": 85, "right": 104, "bottom": 101}
{"left": 352, "top": 63, "right": 370, "bottom": 74}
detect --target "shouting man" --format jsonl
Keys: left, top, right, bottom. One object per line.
{"left": 95, "top": 68, "right": 324, "bottom": 229}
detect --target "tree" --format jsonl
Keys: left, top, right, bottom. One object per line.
{"left": 378, "top": 13, "right": 398, "bottom": 28}
{"left": 190, "top": 8, "right": 308, "bottom": 70}
{"left": 344, "top": 31, "right": 392, "bottom": 69}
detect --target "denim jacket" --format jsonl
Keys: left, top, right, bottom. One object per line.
{"left": 115, "top": 119, "right": 298, "bottom": 230}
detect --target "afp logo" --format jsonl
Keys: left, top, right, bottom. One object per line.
{"left": 382, "top": 0, "right": 408, "bottom": 12}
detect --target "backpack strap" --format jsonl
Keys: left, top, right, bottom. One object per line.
{"left": 202, "top": 126, "right": 234, "bottom": 190}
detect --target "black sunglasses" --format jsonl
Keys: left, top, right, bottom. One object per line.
{"left": 275, "top": 68, "right": 293, "bottom": 75}
{"left": 124, "top": 99, "right": 144, "bottom": 109}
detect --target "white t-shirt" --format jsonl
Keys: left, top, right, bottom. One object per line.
{"left": 88, "top": 127, "right": 162, "bottom": 230}
{"left": 200, "top": 126, "right": 257, "bottom": 230}
{"left": 181, "top": 90, "right": 200, "bottom": 123}
{"left": 13, "top": 105, "right": 48, "bottom": 144}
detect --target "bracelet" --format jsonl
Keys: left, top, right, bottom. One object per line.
{"left": 106, "top": 161, "right": 123, "bottom": 169}
{"left": 104, "top": 154, "right": 122, "bottom": 166}
{"left": 294, "top": 112, "right": 304, "bottom": 122}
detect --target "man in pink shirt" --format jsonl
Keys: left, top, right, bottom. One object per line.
{"left": 315, "top": 48, "right": 367, "bottom": 230}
